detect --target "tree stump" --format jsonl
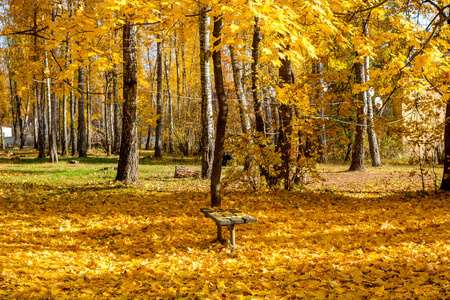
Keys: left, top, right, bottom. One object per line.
{"left": 174, "top": 166, "right": 200, "bottom": 179}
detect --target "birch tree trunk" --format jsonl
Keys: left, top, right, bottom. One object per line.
{"left": 164, "top": 51, "right": 174, "bottom": 153}
{"left": 229, "top": 44, "right": 251, "bottom": 171}
{"left": 316, "top": 62, "right": 328, "bottom": 163}
{"left": 116, "top": 20, "right": 139, "bottom": 183}
{"left": 154, "top": 34, "right": 163, "bottom": 158}
{"left": 365, "top": 55, "right": 382, "bottom": 167}
{"left": 113, "top": 53, "right": 121, "bottom": 154}
{"left": 229, "top": 45, "right": 250, "bottom": 135}
{"left": 210, "top": 15, "right": 228, "bottom": 208}
{"left": 199, "top": 5, "right": 214, "bottom": 179}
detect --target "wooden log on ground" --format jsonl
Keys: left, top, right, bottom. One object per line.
{"left": 174, "top": 166, "right": 200, "bottom": 179}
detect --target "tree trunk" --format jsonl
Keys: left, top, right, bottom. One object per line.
{"left": 229, "top": 45, "right": 251, "bottom": 135}
{"left": 113, "top": 51, "right": 121, "bottom": 154}
{"left": 349, "top": 60, "right": 367, "bottom": 171}
{"left": 16, "top": 94, "right": 25, "bottom": 149}
{"left": 210, "top": 15, "right": 228, "bottom": 208}
{"left": 365, "top": 55, "right": 382, "bottom": 167}
{"left": 199, "top": 5, "right": 214, "bottom": 179}
{"left": 36, "top": 79, "right": 45, "bottom": 157}
{"left": 278, "top": 54, "right": 294, "bottom": 190}
{"left": 229, "top": 44, "right": 251, "bottom": 171}
{"left": 251, "top": 17, "right": 265, "bottom": 136}
{"left": 61, "top": 41, "right": 69, "bottom": 156}
{"left": 154, "top": 34, "right": 163, "bottom": 158}
{"left": 49, "top": 91, "right": 59, "bottom": 163}
{"left": 86, "top": 65, "right": 92, "bottom": 153}
{"left": 33, "top": 104, "right": 38, "bottom": 149}
{"left": 164, "top": 51, "right": 174, "bottom": 153}
{"left": 70, "top": 89, "right": 77, "bottom": 155}
{"left": 105, "top": 71, "right": 112, "bottom": 156}
{"left": 77, "top": 66, "right": 87, "bottom": 157}
{"left": 145, "top": 125, "right": 152, "bottom": 150}
{"left": 441, "top": 99, "right": 450, "bottom": 190}
{"left": 116, "top": 21, "right": 139, "bottom": 183}
{"left": 316, "top": 62, "right": 328, "bottom": 163}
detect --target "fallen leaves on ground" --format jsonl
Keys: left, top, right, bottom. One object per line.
{"left": 0, "top": 168, "right": 449, "bottom": 299}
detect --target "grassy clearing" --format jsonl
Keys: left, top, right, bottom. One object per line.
{"left": 0, "top": 149, "right": 449, "bottom": 299}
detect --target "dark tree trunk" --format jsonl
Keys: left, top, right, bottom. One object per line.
{"left": 116, "top": 21, "right": 139, "bottom": 183}
{"left": 199, "top": 5, "right": 214, "bottom": 179}
{"left": 252, "top": 17, "right": 276, "bottom": 184}
{"left": 145, "top": 125, "right": 152, "bottom": 150}
{"left": 441, "top": 102, "right": 450, "bottom": 190}
{"left": 349, "top": 60, "right": 367, "bottom": 171}
{"left": 16, "top": 94, "right": 25, "bottom": 149}
{"left": 251, "top": 17, "right": 265, "bottom": 136}
{"left": 210, "top": 15, "right": 228, "bottom": 208}
{"left": 78, "top": 66, "right": 87, "bottom": 157}
{"left": 154, "top": 34, "right": 163, "bottom": 158}
{"left": 70, "top": 89, "right": 77, "bottom": 156}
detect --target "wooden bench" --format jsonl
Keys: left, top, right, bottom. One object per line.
{"left": 200, "top": 208, "right": 257, "bottom": 250}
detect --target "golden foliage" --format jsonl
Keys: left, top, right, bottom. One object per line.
{"left": 0, "top": 160, "right": 449, "bottom": 298}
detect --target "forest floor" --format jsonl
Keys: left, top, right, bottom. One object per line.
{"left": 0, "top": 149, "right": 449, "bottom": 299}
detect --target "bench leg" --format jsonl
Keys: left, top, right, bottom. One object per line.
{"left": 217, "top": 223, "right": 223, "bottom": 242}
{"left": 229, "top": 225, "right": 235, "bottom": 250}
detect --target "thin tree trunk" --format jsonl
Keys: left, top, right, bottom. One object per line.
{"left": 210, "top": 15, "right": 228, "bottom": 208}
{"left": 49, "top": 91, "right": 59, "bottom": 163}
{"left": 316, "top": 62, "right": 328, "bottom": 163}
{"left": 105, "top": 71, "right": 112, "bottom": 156}
{"left": 199, "top": 5, "right": 214, "bottom": 179}
{"left": 229, "top": 44, "right": 251, "bottom": 171}
{"left": 87, "top": 65, "right": 92, "bottom": 153}
{"left": 229, "top": 45, "right": 250, "bottom": 135}
{"left": 164, "top": 51, "right": 174, "bottom": 153}
{"left": 145, "top": 125, "right": 152, "bottom": 150}
{"left": 45, "top": 52, "right": 52, "bottom": 152}
{"left": 365, "top": 55, "right": 382, "bottom": 167}
{"left": 37, "top": 79, "right": 45, "bottom": 157}
{"left": 33, "top": 103, "right": 38, "bottom": 149}
{"left": 252, "top": 17, "right": 265, "bottom": 136}
{"left": 278, "top": 53, "right": 294, "bottom": 190}
{"left": 16, "top": 94, "right": 24, "bottom": 149}
{"left": 441, "top": 102, "right": 450, "bottom": 190}
{"left": 175, "top": 34, "right": 182, "bottom": 121}
{"left": 349, "top": 60, "right": 367, "bottom": 171}
{"left": 113, "top": 49, "right": 121, "bottom": 154}
{"left": 154, "top": 34, "right": 163, "bottom": 158}
{"left": 48, "top": 8, "right": 58, "bottom": 162}
{"left": 70, "top": 88, "right": 77, "bottom": 155}
{"left": 77, "top": 66, "right": 87, "bottom": 157}
{"left": 116, "top": 20, "right": 139, "bottom": 183}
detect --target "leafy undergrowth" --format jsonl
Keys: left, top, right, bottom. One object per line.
{"left": 0, "top": 153, "right": 449, "bottom": 299}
